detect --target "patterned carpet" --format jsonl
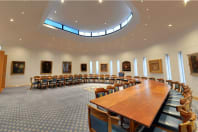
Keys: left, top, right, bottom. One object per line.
{"left": 0, "top": 84, "right": 197, "bottom": 132}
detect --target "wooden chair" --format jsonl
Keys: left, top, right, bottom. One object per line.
{"left": 88, "top": 105, "right": 126, "bottom": 132}
{"left": 157, "top": 78, "right": 164, "bottom": 83}
{"left": 154, "top": 108, "right": 197, "bottom": 132}
{"left": 141, "top": 77, "right": 148, "bottom": 80}
{"left": 134, "top": 76, "right": 140, "bottom": 79}
{"left": 105, "top": 74, "right": 110, "bottom": 84}
{"left": 40, "top": 76, "right": 49, "bottom": 89}
{"left": 172, "top": 81, "right": 181, "bottom": 92}
{"left": 114, "top": 83, "right": 121, "bottom": 92}
{"left": 129, "top": 80, "right": 135, "bottom": 87}
{"left": 149, "top": 77, "right": 155, "bottom": 80}
{"left": 166, "top": 80, "right": 173, "bottom": 89}
{"left": 57, "top": 75, "right": 65, "bottom": 86}
{"left": 95, "top": 88, "right": 108, "bottom": 98}
{"left": 100, "top": 74, "right": 105, "bottom": 83}
{"left": 106, "top": 86, "right": 115, "bottom": 94}
{"left": 49, "top": 75, "right": 57, "bottom": 88}
{"left": 110, "top": 75, "right": 117, "bottom": 84}
{"left": 123, "top": 82, "right": 129, "bottom": 89}
{"left": 83, "top": 74, "right": 88, "bottom": 83}
{"left": 30, "top": 76, "right": 41, "bottom": 89}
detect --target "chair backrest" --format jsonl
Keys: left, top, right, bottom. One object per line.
{"left": 166, "top": 80, "right": 173, "bottom": 88}
{"left": 114, "top": 84, "right": 120, "bottom": 92}
{"left": 157, "top": 78, "right": 164, "bottom": 83}
{"left": 106, "top": 86, "right": 115, "bottom": 94}
{"left": 141, "top": 77, "right": 148, "bottom": 80}
{"left": 179, "top": 109, "right": 197, "bottom": 132}
{"left": 95, "top": 88, "right": 108, "bottom": 98}
{"left": 118, "top": 72, "right": 124, "bottom": 77}
{"left": 149, "top": 77, "right": 155, "bottom": 80}
{"left": 134, "top": 76, "right": 140, "bottom": 78}
{"left": 88, "top": 105, "right": 109, "bottom": 132}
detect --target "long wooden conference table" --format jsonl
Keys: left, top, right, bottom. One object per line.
{"left": 90, "top": 79, "right": 170, "bottom": 132}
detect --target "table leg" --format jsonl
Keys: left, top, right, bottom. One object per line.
{"left": 129, "top": 120, "right": 135, "bottom": 132}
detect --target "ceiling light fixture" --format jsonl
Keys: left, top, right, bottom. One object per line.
{"left": 98, "top": 0, "right": 103, "bottom": 4}
{"left": 168, "top": 24, "right": 173, "bottom": 27}
{"left": 144, "top": 38, "right": 147, "bottom": 41}
{"left": 75, "top": 20, "right": 78, "bottom": 23}
{"left": 61, "top": 0, "right": 64, "bottom": 4}
{"left": 19, "top": 38, "right": 22, "bottom": 41}
{"left": 54, "top": 10, "right": 56, "bottom": 14}
{"left": 184, "top": 0, "right": 190, "bottom": 5}
{"left": 21, "top": 11, "right": 25, "bottom": 15}
{"left": 10, "top": 18, "right": 14, "bottom": 22}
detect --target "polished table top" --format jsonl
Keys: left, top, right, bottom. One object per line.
{"left": 90, "top": 79, "right": 170, "bottom": 127}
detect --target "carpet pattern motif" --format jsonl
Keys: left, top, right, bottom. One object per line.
{"left": 0, "top": 84, "right": 197, "bottom": 132}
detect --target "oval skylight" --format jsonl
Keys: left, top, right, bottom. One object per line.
{"left": 43, "top": 12, "right": 133, "bottom": 37}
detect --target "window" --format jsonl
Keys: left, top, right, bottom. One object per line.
{"left": 92, "top": 31, "right": 105, "bottom": 37}
{"left": 43, "top": 12, "right": 133, "bottom": 37}
{"left": 79, "top": 31, "right": 91, "bottom": 37}
{"left": 117, "top": 60, "right": 120, "bottom": 75}
{"left": 165, "top": 54, "right": 172, "bottom": 80}
{"left": 134, "top": 58, "right": 138, "bottom": 76}
{"left": 96, "top": 61, "right": 99, "bottom": 74}
{"left": 178, "top": 51, "right": 186, "bottom": 83}
{"left": 0, "top": 45, "right": 2, "bottom": 50}
{"left": 90, "top": 61, "right": 93, "bottom": 74}
{"left": 110, "top": 60, "right": 113, "bottom": 75}
{"left": 63, "top": 25, "right": 79, "bottom": 34}
{"left": 143, "top": 57, "right": 148, "bottom": 77}
{"left": 44, "top": 19, "right": 62, "bottom": 29}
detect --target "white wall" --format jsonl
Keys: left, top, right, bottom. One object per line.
{"left": 3, "top": 27, "right": 198, "bottom": 96}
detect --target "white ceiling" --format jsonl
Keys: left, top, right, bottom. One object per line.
{"left": 0, "top": 1, "right": 198, "bottom": 55}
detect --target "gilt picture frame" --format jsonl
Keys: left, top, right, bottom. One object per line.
{"left": 100, "top": 64, "right": 108, "bottom": 72}
{"left": 188, "top": 53, "right": 198, "bottom": 76}
{"left": 81, "top": 64, "right": 87, "bottom": 72}
{"left": 41, "top": 61, "right": 52, "bottom": 74}
{"left": 11, "top": 61, "right": 25, "bottom": 75}
{"left": 148, "top": 59, "right": 163, "bottom": 73}
{"left": 63, "top": 61, "right": 72, "bottom": 74}
{"left": 122, "top": 61, "right": 131, "bottom": 72}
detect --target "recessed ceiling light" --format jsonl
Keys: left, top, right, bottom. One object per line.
{"left": 98, "top": 0, "right": 103, "bottom": 3}
{"left": 75, "top": 20, "right": 78, "bottom": 23}
{"left": 144, "top": 23, "right": 148, "bottom": 27}
{"left": 168, "top": 24, "right": 173, "bottom": 27}
{"left": 146, "top": 8, "right": 150, "bottom": 12}
{"left": 19, "top": 38, "right": 22, "bottom": 41}
{"left": 104, "top": 22, "right": 107, "bottom": 25}
{"left": 21, "top": 11, "right": 25, "bottom": 15}
{"left": 61, "top": 0, "right": 64, "bottom": 3}
{"left": 10, "top": 18, "right": 14, "bottom": 22}
{"left": 54, "top": 10, "right": 56, "bottom": 14}
{"left": 144, "top": 38, "right": 147, "bottom": 41}
{"left": 184, "top": 0, "right": 190, "bottom": 5}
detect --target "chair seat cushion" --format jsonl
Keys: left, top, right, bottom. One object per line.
{"left": 90, "top": 115, "right": 108, "bottom": 132}
{"left": 165, "top": 100, "right": 180, "bottom": 107}
{"left": 155, "top": 113, "right": 182, "bottom": 131}
{"left": 142, "top": 126, "right": 166, "bottom": 132}
{"left": 169, "top": 90, "right": 182, "bottom": 95}
{"left": 112, "top": 125, "right": 126, "bottom": 132}
{"left": 162, "top": 106, "right": 181, "bottom": 119}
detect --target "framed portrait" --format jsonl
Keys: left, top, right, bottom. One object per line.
{"left": 148, "top": 59, "right": 163, "bottom": 73}
{"left": 122, "top": 61, "right": 131, "bottom": 71}
{"left": 41, "top": 61, "right": 52, "bottom": 74}
{"left": 188, "top": 53, "right": 198, "bottom": 75}
{"left": 63, "top": 61, "right": 72, "bottom": 73}
{"left": 100, "top": 64, "right": 108, "bottom": 72}
{"left": 11, "top": 61, "right": 25, "bottom": 75}
{"left": 81, "top": 64, "right": 87, "bottom": 72}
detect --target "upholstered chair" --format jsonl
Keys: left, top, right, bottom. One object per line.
{"left": 157, "top": 78, "right": 164, "bottom": 83}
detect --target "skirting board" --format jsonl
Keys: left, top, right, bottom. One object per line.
{"left": 6, "top": 84, "right": 30, "bottom": 88}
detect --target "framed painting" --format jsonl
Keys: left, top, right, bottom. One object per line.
{"left": 188, "top": 53, "right": 198, "bottom": 75}
{"left": 11, "top": 61, "right": 25, "bottom": 75}
{"left": 81, "top": 64, "right": 87, "bottom": 72}
{"left": 100, "top": 64, "right": 108, "bottom": 72}
{"left": 148, "top": 59, "right": 163, "bottom": 73}
{"left": 41, "top": 61, "right": 52, "bottom": 74}
{"left": 63, "top": 61, "right": 72, "bottom": 73}
{"left": 122, "top": 61, "right": 131, "bottom": 71}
